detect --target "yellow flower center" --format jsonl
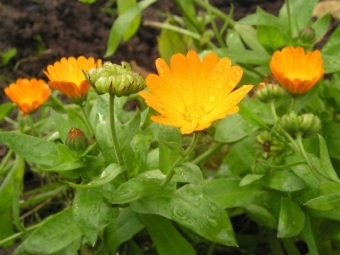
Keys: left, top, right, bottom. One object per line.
{"left": 183, "top": 107, "right": 205, "bottom": 122}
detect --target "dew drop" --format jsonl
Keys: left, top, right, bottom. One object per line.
{"left": 172, "top": 208, "right": 188, "bottom": 220}
{"left": 209, "top": 95, "right": 216, "bottom": 102}
{"left": 169, "top": 93, "right": 174, "bottom": 99}
{"left": 159, "top": 83, "right": 163, "bottom": 87}
{"left": 207, "top": 217, "right": 218, "bottom": 227}
{"left": 209, "top": 203, "right": 218, "bottom": 213}
{"left": 229, "top": 81, "right": 236, "bottom": 87}
{"left": 217, "top": 84, "right": 222, "bottom": 89}
{"left": 90, "top": 205, "right": 99, "bottom": 216}
{"left": 200, "top": 72, "right": 205, "bottom": 77}
{"left": 217, "top": 67, "right": 222, "bottom": 72}
{"left": 106, "top": 140, "right": 113, "bottom": 148}
{"left": 182, "top": 82, "right": 187, "bottom": 87}
{"left": 158, "top": 67, "right": 165, "bottom": 74}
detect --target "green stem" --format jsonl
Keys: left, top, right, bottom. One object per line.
{"left": 160, "top": 132, "right": 200, "bottom": 188}
{"left": 206, "top": 242, "right": 216, "bottom": 255}
{"left": 191, "top": 142, "right": 225, "bottom": 165}
{"left": 28, "top": 114, "right": 38, "bottom": 137}
{"left": 204, "top": 0, "right": 226, "bottom": 48}
{"left": 285, "top": 0, "right": 293, "bottom": 37}
{"left": 303, "top": 209, "right": 319, "bottom": 255}
{"left": 0, "top": 149, "right": 13, "bottom": 177}
{"left": 282, "top": 238, "right": 301, "bottom": 255}
{"left": 269, "top": 100, "right": 278, "bottom": 122}
{"left": 81, "top": 106, "right": 95, "bottom": 136}
{"left": 289, "top": 97, "right": 296, "bottom": 113}
{"left": 109, "top": 94, "right": 129, "bottom": 181}
{"left": 49, "top": 93, "right": 66, "bottom": 112}
{"left": 279, "top": 126, "right": 300, "bottom": 152}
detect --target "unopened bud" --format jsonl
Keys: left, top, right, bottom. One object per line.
{"left": 299, "top": 27, "right": 316, "bottom": 45}
{"left": 84, "top": 61, "right": 145, "bottom": 97}
{"left": 280, "top": 112, "right": 321, "bottom": 138}
{"left": 256, "top": 131, "right": 286, "bottom": 158}
{"left": 252, "top": 159, "right": 270, "bottom": 175}
{"left": 255, "top": 82, "right": 286, "bottom": 103}
{"left": 65, "top": 127, "right": 89, "bottom": 151}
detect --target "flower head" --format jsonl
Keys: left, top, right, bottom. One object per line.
{"left": 44, "top": 56, "right": 102, "bottom": 103}
{"left": 270, "top": 46, "right": 324, "bottom": 95}
{"left": 4, "top": 78, "right": 50, "bottom": 116}
{"left": 139, "top": 50, "right": 253, "bottom": 134}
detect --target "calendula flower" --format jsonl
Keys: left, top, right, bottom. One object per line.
{"left": 4, "top": 78, "right": 50, "bottom": 116}
{"left": 139, "top": 50, "right": 253, "bottom": 134}
{"left": 44, "top": 56, "right": 102, "bottom": 103}
{"left": 270, "top": 46, "right": 324, "bottom": 95}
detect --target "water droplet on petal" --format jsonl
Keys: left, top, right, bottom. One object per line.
{"left": 209, "top": 95, "right": 216, "bottom": 102}
{"left": 217, "top": 67, "right": 222, "bottom": 72}
{"left": 182, "top": 82, "right": 187, "bottom": 87}
{"left": 169, "top": 93, "right": 174, "bottom": 99}
{"left": 217, "top": 84, "right": 222, "bottom": 89}
{"left": 158, "top": 67, "right": 165, "bottom": 74}
{"left": 229, "top": 81, "right": 236, "bottom": 87}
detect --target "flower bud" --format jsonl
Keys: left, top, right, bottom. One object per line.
{"left": 252, "top": 159, "right": 270, "bottom": 175}
{"left": 84, "top": 61, "right": 146, "bottom": 97}
{"left": 255, "top": 82, "right": 286, "bottom": 103}
{"left": 65, "top": 127, "right": 89, "bottom": 151}
{"left": 256, "top": 131, "right": 286, "bottom": 158}
{"left": 280, "top": 112, "right": 321, "bottom": 138}
{"left": 299, "top": 26, "right": 316, "bottom": 45}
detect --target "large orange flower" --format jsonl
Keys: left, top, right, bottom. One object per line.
{"left": 139, "top": 50, "right": 253, "bottom": 134}
{"left": 270, "top": 46, "right": 324, "bottom": 95}
{"left": 44, "top": 56, "right": 102, "bottom": 101}
{"left": 5, "top": 78, "right": 50, "bottom": 116}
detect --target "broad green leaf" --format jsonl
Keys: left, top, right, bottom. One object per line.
{"left": 277, "top": 197, "right": 305, "bottom": 238}
{"left": 95, "top": 122, "right": 117, "bottom": 164}
{"left": 0, "top": 210, "right": 14, "bottom": 247}
{"left": 202, "top": 178, "right": 267, "bottom": 208}
{"left": 1, "top": 47, "right": 17, "bottom": 66}
{"left": 140, "top": 214, "right": 196, "bottom": 255}
{"left": 68, "top": 107, "right": 90, "bottom": 137}
{"left": 245, "top": 204, "right": 277, "bottom": 229}
{"left": 214, "top": 48, "right": 271, "bottom": 66}
{"left": 16, "top": 208, "right": 82, "bottom": 254}
{"left": 103, "top": 208, "right": 144, "bottom": 253}
{"left": 117, "top": 0, "right": 141, "bottom": 41}
{"left": 279, "top": 0, "right": 318, "bottom": 37}
{"left": 50, "top": 109, "right": 72, "bottom": 143}
{"left": 324, "top": 122, "right": 340, "bottom": 159}
{"left": 0, "top": 132, "right": 60, "bottom": 167}
{"left": 311, "top": 14, "right": 331, "bottom": 42}
{"left": 45, "top": 161, "right": 86, "bottom": 172}
{"left": 257, "top": 25, "right": 285, "bottom": 52}
{"left": 68, "top": 163, "right": 125, "bottom": 188}
{"left": 159, "top": 126, "right": 182, "bottom": 174}
{"left": 132, "top": 184, "right": 237, "bottom": 246}
{"left": 238, "top": 7, "right": 285, "bottom": 28}
{"left": 73, "top": 187, "right": 103, "bottom": 245}
{"left": 318, "top": 134, "right": 340, "bottom": 182}
{"left": 267, "top": 170, "right": 308, "bottom": 192}
{"left": 110, "top": 177, "right": 166, "bottom": 204}
{"left": 0, "top": 103, "right": 15, "bottom": 121}
{"left": 120, "top": 109, "right": 141, "bottom": 150}
{"left": 238, "top": 103, "right": 270, "bottom": 131}
{"left": 322, "top": 54, "right": 340, "bottom": 74}
{"left": 226, "top": 29, "right": 245, "bottom": 50}
{"left": 322, "top": 24, "right": 340, "bottom": 56}
{"left": 215, "top": 113, "right": 258, "bottom": 143}
{"left": 174, "top": 162, "right": 203, "bottom": 185}
{"left": 158, "top": 21, "right": 188, "bottom": 63}
{"left": 304, "top": 192, "right": 340, "bottom": 210}
{"left": 104, "top": 0, "right": 157, "bottom": 57}
{"left": 240, "top": 174, "right": 264, "bottom": 186}
{"left": 234, "top": 23, "right": 266, "bottom": 52}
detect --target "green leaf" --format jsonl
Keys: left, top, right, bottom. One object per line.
{"left": 267, "top": 170, "right": 308, "bottom": 192}
{"left": 16, "top": 208, "right": 82, "bottom": 254}
{"left": 95, "top": 122, "right": 117, "bottom": 164}
{"left": 226, "top": 29, "right": 245, "bottom": 50}
{"left": 159, "top": 126, "right": 182, "bottom": 174}
{"left": 238, "top": 103, "right": 270, "bottom": 131}
{"left": 240, "top": 174, "right": 264, "bottom": 186}
{"left": 174, "top": 162, "right": 203, "bottom": 185}
{"left": 132, "top": 184, "right": 237, "bottom": 246}
{"left": 277, "top": 197, "right": 305, "bottom": 238}
{"left": 103, "top": 208, "right": 144, "bottom": 253}
{"left": 44, "top": 161, "right": 86, "bottom": 172}
{"left": 104, "top": 0, "right": 157, "bottom": 57}
{"left": 215, "top": 113, "right": 258, "bottom": 143}
{"left": 257, "top": 25, "right": 285, "bottom": 52}
{"left": 68, "top": 107, "right": 90, "bottom": 137}
{"left": 245, "top": 204, "right": 277, "bottom": 229}
{"left": 117, "top": 0, "right": 141, "bottom": 41}
{"left": 322, "top": 21, "right": 340, "bottom": 56}
{"left": 120, "top": 109, "right": 141, "bottom": 150}
{"left": 0, "top": 210, "right": 14, "bottom": 247}
{"left": 1, "top": 47, "right": 17, "bottom": 66}
{"left": 304, "top": 192, "right": 340, "bottom": 211}
{"left": 68, "top": 163, "right": 125, "bottom": 188}
{"left": 318, "top": 134, "right": 340, "bottom": 182}
{"left": 238, "top": 7, "right": 285, "bottom": 28}
{"left": 234, "top": 23, "right": 266, "bottom": 52}
{"left": 110, "top": 178, "right": 165, "bottom": 204}
{"left": 0, "top": 132, "right": 60, "bottom": 167}
{"left": 322, "top": 54, "right": 340, "bottom": 74}
{"left": 0, "top": 103, "right": 15, "bottom": 121}
{"left": 158, "top": 21, "right": 188, "bottom": 63}
{"left": 202, "top": 178, "right": 267, "bottom": 208}
{"left": 311, "top": 14, "right": 331, "bottom": 42}
{"left": 324, "top": 122, "right": 340, "bottom": 159}
{"left": 50, "top": 109, "right": 72, "bottom": 143}
{"left": 140, "top": 214, "right": 196, "bottom": 255}
{"left": 73, "top": 187, "right": 103, "bottom": 245}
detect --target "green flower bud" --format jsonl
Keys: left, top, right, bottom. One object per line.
{"left": 84, "top": 61, "right": 146, "bottom": 97}
{"left": 65, "top": 127, "right": 89, "bottom": 151}
{"left": 255, "top": 82, "right": 286, "bottom": 103}
{"left": 256, "top": 131, "right": 286, "bottom": 158}
{"left": 252, "top": 159, "right": 270, "bottom": 175}
{"left": 299, "top": 26, "right": 316, "bottom": 45}
{"left": 280, "top": 112, "right": 321, "bottom": 138}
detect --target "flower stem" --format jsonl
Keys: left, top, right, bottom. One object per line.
{"left": 28, "top": 114, "right": 38, "bottom": 137}
{"left": 282, "top": 238, "right": 301, "bottom": 255}
{"left": 109, "top": 94, "right": 129, "bottom": 181}
{"left": 191, "top": 142, "right": 225, "bottom": 165}
{"left": 289, "top": 97, "right": 296, "bottom": 113}
{"left": 0, "top": 149, "right": 13, "bottom": 176}
{"left": 269, "top": 100, "right": 278, "bottom": 122}
{"left": 303, "top": 209, "right": 319, "bottom": 255}
{"left": 160, "top": 132, "right": 200, "bottom": 189}
{"left": 81, "top": 106, "right": 95, "bottom": 137}
{"left": 285, "top": 0, "right": 293, "bottom": 37}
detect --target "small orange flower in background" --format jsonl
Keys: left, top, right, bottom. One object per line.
{"left": 270, "top": 46, "right": 324, "bottom": 95}
{"left": 44, "top": 56, "right": 102, "bottom": 102}
{"left": 139, "top": 50, "right": 253, "bottom": 134}
{"left": 5, "top": 78, "right": 50, "bottom": 116}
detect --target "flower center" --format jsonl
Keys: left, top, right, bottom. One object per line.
{"left": 183, "top": 107, "right": 205, "bottom": 122}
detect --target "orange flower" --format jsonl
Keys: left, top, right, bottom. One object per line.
{"left": 270, "top": 46, "right": 324, "bottom": 95}
{"left": 139, "top": 50, "right": 253, "bottom": 134}
{"left": 4, "top": 78, "right": 50, "bottom": 116}
{"left": 44, "top": 56, "right": 102, "bottom": 102}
